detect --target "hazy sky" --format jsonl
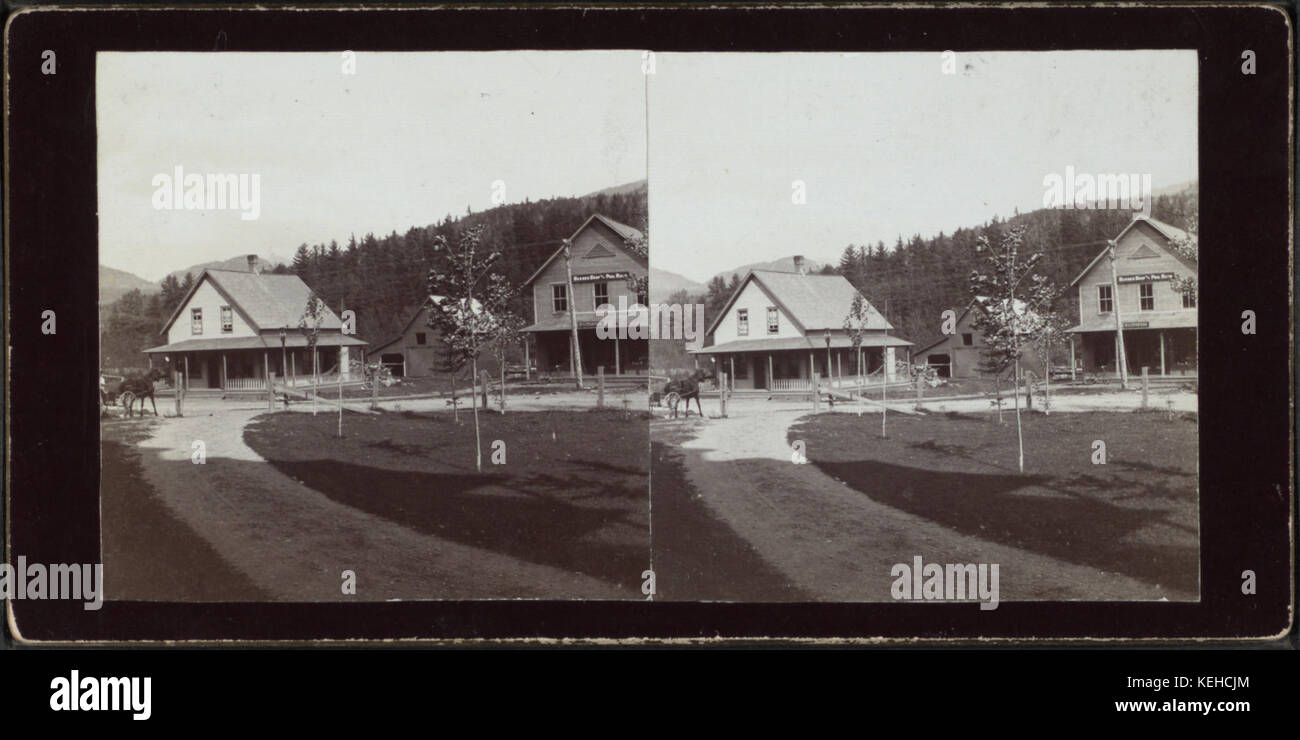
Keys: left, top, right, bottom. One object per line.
{"left": 648, "top": 51, "right": 1197, "bottom": 283}
{"left": 98, "top": 51, "right": 647, "bottom": 281}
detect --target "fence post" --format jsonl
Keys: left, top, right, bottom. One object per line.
{"left": 174, "top": 369, "right": 183, "bottom": 417}
{"left": 1141, "top": 366, "right": 1149, "bottom": 409}
{"left": 915, "top": 370, "right": 923, "bottom": 411}
{"left": 812, "top": 371, "right": 821, "bottom": 413}
{"left": 720, "top": 372, "right": 728, "bottom": 417}
{"left": 371, "top": 366, "right": 379, "bottom": 410}
{"left": 598, "top": 366, "right": 605, "bottom": 408}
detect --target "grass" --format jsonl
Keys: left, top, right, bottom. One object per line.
{"left": 787, "top": 410, "right": 1199, "bottom": 594}
{"left": 243, "top": 408, "right": 649, "bottom": 593}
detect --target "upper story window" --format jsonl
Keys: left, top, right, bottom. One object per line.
{"left": 1097, "top": 284, "right": 1113, "bottom": 313}
{"left": 1139, "top": 283, "right": 1154, "bottom": 311}
{"left": 593, "top": 282, "right": 608, "bottom": 310}
{"left": 191, "top": 307, "right": 203, "bottom": 335}
{"left": 1182, "top": 292, "right": 1197, "bottom": 309}
{"left": 552, "top": 284, "right": 568, "bottom": 313}
{"left": 961, "top": 333, "right": 973, "bottom": 346}
{"left": 415, "top": 332, "right": 427, "bottom": 345}
{"left": 220, "top": 306, "right": 233, "bottom": 333}
{"left": 737, "top": 308, "right": 749, "bottom": 336}
{"left": 766, "top": 306, "right": 779, "bottom": 334}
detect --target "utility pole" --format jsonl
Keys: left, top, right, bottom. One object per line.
{"left": 1108, "top": 240, "right": 1130, "bottom": 389}
{"left": 563, "top": 238, "right": 584, "bottom": 389}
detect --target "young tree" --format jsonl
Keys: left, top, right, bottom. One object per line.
{"left": 482, "top": 273, "right": 525, "bottom": 414}
{"left": 1167, "top": 214, "right": 1198, "bottom": 303}
{"left": 427, "top": 225, "right": 500, "bottom": 473}
{"left": 1030, "top": 312, "right": 1071, "bottom": 415}
{"left": 844, "top": 293, "right": 885, "bottom": 432}
{"left": 298, "top": 291, "right": 328, "bottom": 417}
{"left": 969, "top": 225, "right": 1057, "bottom": 473}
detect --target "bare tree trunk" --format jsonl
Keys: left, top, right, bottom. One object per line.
{"left": 1014, "top": 357, "right": 1025, "bottom": 473}
{"left": 994, "top": 372, "right": 1003, "bottom": 423}
{"left": 499, "top": 354, "right": 506, "bottom": 414}
{"left": 337, "top": 361, "right": 344, "bottom": 438}
{"left": 471, "top": 355, "right": 482, "bottom": 473}
{"left": 881, "top": 357, "right": 888, "bottom": 438}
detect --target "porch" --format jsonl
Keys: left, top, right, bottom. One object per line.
{"left": 692, "top": 334, "right": 913, "bottom": 391}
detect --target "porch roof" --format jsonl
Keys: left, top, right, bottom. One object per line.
{"left": 1068, "top": 310, "right": 1197, "bottom": 333}
{"left": 143, "top": 333, "right": 368, "bottom": 354}
{"left": 691, "top": 334, "right": 912, "bottom": 355}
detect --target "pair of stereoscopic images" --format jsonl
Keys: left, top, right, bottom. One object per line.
{"left": 96, "top": 49, "right": 1200, "bottom": 609}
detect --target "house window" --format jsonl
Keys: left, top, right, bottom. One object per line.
{"left": 766, "top": 307, "right": 779, "bottom": 334}
{"left": 416, "top": 332, "right": 427, "bottom": 345}
{"left": 1182, "top": 292, "right": 1197, "bottom": 309}
{"left": 190, "top": 307, "right": 202, "bottom": 335}
{"left": 737, "top": 309, "right": 749, "bottom": 336}
{"left": 220, "top": 306, "right": 233, "bottom": 333}
{"left": 552, "top": 284, "right": 568, "bottom": 312}
{"left": 593, "top": 282, "right": 608, "bottom": 310}
{"left": 1098, "top": 285, "right": 1113, "bottom": 313}
{"left": 1139, "top": 283, "right": 1154, "bottom": 311}
{"left": 961, "top": 333, "right": 973, "bottom": 346}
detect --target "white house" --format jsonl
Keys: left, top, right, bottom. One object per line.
{"left": 691, "top": 258, "right": 911, "bottom": 390}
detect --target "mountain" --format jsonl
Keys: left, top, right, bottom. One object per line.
{"left": 165, "top": 252, "right": 290, "bottom": 284}
{"left": 579, "top": 179, "right": 647, "bottom": 199}
{"left": 650, "top": 267, "right": 707, "bottom": 302}
{"left": 99, "top": 265, "right": 160, "bottom": 305}
{"left": 710, "top": 255, "right": 825, "bottom": 286}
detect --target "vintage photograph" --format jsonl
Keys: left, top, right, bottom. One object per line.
{"left": 96, "top": 51, "right": 650, "bottom": 601}
{"left": 647, "top": 51, "right": 1200, "bottom": 604}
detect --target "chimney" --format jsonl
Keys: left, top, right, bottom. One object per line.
{"left": 793, "top": 255, "right": 807, "bottom": 275}
{"left": 246, "top": 254, "right": 259, "bottom": 274}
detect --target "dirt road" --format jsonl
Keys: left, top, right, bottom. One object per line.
{"left": 659, "top": 398, "right": 1190, "bottom": 602}
{"left": 119, "top": 402, "right": 624, "bottom": 601}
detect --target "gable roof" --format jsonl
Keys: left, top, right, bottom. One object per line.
{"left": 911, "top": 296, "right": 1038, "bottom": 356}
{"left": 367, "top": 295, "right": 489, "bottom": 356}
{"left": 1069, "top": 215, "right": 1195, "bottom": 287}
{"left": 706, "top": 269, "right": 894, "bottom": 337}
{"left": 521, "top": 213, "right": 647, "bottom": 288}
{"left": 160, "top": 269, "right": 343, "bottom": 336}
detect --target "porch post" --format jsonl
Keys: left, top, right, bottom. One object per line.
{"left": 524, "top": 339, "right": 531, "bottom": 381}
{"left": 768, "top": 354, "right": 773, "bottom": 387}
{"left": 615, "top": 331, "right": 621, "bottom": 375}
{"left": 837, "top": 352, "right": 842, "bottom": 381}
{"left": 290, "top": 352, "right": 296, "bottom": 388}
{"left": 183, "top": 354, "right": 189, "bottom": 391}
{"left": 808, "top": 352, "right": 814, "bottom": 383}
{"left": 1159, "top": 330, "right": 1166, "bottom": 376}
{"left": 221, "top": 353, "right": 227, "bottom": 390}
{"left": 264, "top": 351, "right": 273, "bottom": 410}
{"left": 729, "top": 355, "right": 735, "bottom": 390}
{"left": 1069, "top": 337, "right": 1076, "bottom": 381}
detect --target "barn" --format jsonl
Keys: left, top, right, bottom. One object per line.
{"left": 365, "top": 298, "right": 503, "bottom": 379}
{"left": 911, "top": 297, "right": 1049, "bottom": 379}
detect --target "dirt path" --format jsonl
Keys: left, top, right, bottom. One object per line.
{"left": 127, "top": 403, "right": 623, "bottom": 601}
{"left": 667, "top": 399, "right": 1189, "bottom": 602}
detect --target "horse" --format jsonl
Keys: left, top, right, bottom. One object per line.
{"left": 661, "top": 369, "right": 711, "bottom": 419}
{"left": 117, "top": 368, "right": 165, "bottom": 418}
